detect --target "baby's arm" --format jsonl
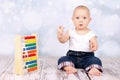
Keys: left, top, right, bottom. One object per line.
{"left": 89, "top": 36, "right": 98, "bottom": 52}
{"left": 57, "top": 26, "right": 69, "bottom": 43}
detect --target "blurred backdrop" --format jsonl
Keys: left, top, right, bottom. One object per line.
{"left": 0, "top": 0, "right": 120, "bottom": 57}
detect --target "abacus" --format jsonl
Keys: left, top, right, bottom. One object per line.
{"left": 14, "top": 33, "right": 39, "bottom": 75}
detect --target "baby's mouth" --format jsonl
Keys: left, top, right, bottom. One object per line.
{"left": 79, "top": 24, "right": 83, "bottom": 26}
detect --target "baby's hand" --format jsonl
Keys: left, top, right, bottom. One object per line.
{"left": 89, "top": 41, "right": 96, "bottom": 52}
{"left": 57, "top": 26, "right": 69, "bottom": 43}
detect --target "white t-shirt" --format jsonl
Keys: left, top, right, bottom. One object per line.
{"left": 69, "top": 29, "right": 96, "bottom": 52}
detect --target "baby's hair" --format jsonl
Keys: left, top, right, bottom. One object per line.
{"left": 73, "top": 5, "right": 90, "bottom": 16}
{"left": 75, "top": 5, "right": 89, "bottom": 11}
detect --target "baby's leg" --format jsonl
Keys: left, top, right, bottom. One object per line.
{"left": 88, "top": 68, "right": 101, "bottom": 76}
{"left": 63, "top": 66, "right": 77, "bottom": 74}
{"left": 85, "top": 56, "right": 102, "bottom": 76}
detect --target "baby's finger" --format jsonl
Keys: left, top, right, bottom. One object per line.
{"left": 89, "top": 40, "right": 92, "bottom": 46}
{"left": 59, "top": 26, "right": 64, "bottom": 29}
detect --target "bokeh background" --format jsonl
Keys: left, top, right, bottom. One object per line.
{"left": 0, "top": 0, "right": 120, "bottom": 57}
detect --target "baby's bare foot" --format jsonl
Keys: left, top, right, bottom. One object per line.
{"left": 64, "top": 66, "right": 77, "bottom": 74}
{"left": 88, "top": 68, "right": 101, "bottom": 76}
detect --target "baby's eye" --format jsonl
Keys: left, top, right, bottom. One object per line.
{"left": 83, "top": 17, "right": 87, "bottom": 19}
{"left": 76, "top": 17, "right": 79, "bottom": 19}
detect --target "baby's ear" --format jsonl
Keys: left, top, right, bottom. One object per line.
{"left": 88, "top": 17, "right": 91, "bottom": 23}
{"left": 90, "top": 17, "right": 92, "bottom": 21}
{"left": 72, "top": 17, "right": 73, "bottom": 21}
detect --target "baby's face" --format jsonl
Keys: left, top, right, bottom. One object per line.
{"left": 72, "top": 7, "right": 91, "bottom": 30}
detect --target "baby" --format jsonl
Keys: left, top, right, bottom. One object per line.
{"left": 57, "top": 5, "right": 103, "bottom": 76}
